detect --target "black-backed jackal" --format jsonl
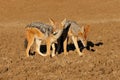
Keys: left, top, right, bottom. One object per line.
{"left": 25, "top": 18, "right": 68, "bottom": 57}
{"left": 57, "top": 20, "right": 90, "bottom": 56}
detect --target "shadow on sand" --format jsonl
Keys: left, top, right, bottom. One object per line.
{"left": 57, "top": 40, "right": 103, "bottom": 54}
{"left": 28, "top": 40, "right": 103, "bottom": 56}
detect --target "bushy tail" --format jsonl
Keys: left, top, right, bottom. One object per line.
{"left": 24, "top": 39, "right": 28, "bottom": 49}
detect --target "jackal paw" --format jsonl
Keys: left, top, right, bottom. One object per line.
{"left": 64, "top": 52, "right": 68, "bottom": 56}
{"left": 51, "top": 54, "right": 56, "bottom": 58}
{"left": 78, "top": 53, "right": 83, "bottom": 57}
{"left": 26, "top": 54, "right": 30, "bottom": 57}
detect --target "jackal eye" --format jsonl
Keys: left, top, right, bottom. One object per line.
{"left": 53, "top": 31, "right": 58, "bottom": 35}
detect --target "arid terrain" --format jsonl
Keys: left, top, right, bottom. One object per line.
{"left": 0, "top": 0, "right": 120, "bottom": 80}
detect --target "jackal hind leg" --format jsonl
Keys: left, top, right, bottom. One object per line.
{"left": 26, "top": 34, "right": 34, "bottom": 57}
{"left": 46, "top": 39, "right": 51, "bottom": 56}
{"left": 72, "top": 36, "right": 83, "bottom": 56}
{"left": 35, "top": 38, "right": 43, "bottom": 55}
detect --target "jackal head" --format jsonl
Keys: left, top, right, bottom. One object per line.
{"left": 79, "top": 25, "right": 90, "bottom": 47}
{"left": 49, "top": 18, "right": 67, "bottom": 39}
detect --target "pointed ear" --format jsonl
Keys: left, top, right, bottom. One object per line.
{"left": 61, "top": 18, "right": 67, "bottom": 26}
{"left": 49, "top": 18, "right": 55, "bottom": 26}
{"left": 81, "top": 26, "right": 85, "bottom": 33}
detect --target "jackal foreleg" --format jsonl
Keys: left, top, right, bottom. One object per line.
{"left": 46, "top": 39, "right": 51, "bottom": 56}
{"left": 72, "top": 36, "right": 83, "bottom": 56}
{"left": 63, "top": 38, "right": 68, "bottom": 55}
{"left": 51, "top": 43, "right": 56, "bottom": 57}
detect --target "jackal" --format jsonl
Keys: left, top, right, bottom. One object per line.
{"left": 57, "top": 20, "right": 90, "bottom": 56}
{"left": 25, "top": 18, "right": 68, "bottom": 57}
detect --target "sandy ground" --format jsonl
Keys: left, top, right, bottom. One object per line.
{"left": 0, "top": 0, "right": 120, "bottom": 80}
